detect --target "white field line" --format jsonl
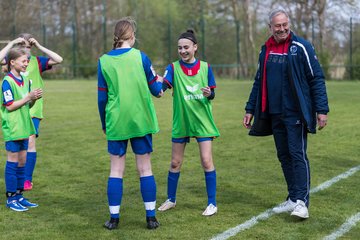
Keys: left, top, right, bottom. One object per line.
{"left": 323, "top": 212, "right": 360, "bottom": 240}
{"left": 211, "top": 165, "right": 360, "bottom": 240}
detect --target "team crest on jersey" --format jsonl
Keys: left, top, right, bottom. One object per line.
{"left": 185, "top": 84, "right": 199, "bottom": 93}
{"left": 290, "top": 46, "right": 297, "bottom": 55}
{"left": 290, "top": 46, "right": 298, "bottom": 55}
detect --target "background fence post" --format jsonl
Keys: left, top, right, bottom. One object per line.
{"left": 72, "top": 0, "right": 77, "bottom": 78}
{"left": 350, "top": 17, "right": 353, "bottom": 80}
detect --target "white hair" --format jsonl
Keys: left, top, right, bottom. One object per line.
{"left": 268, "top": 8, "right": 290, "bottom": 24}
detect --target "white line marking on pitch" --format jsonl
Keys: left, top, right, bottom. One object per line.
{"left": 211, "top": 165, "right": 360, "bottom": 240}
{"left": 323, "top": 212, "right": 360, "bottom": 240}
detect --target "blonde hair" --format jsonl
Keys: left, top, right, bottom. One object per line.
{"left": 113, "top": 17, "right": 136, "bottom": 49}
{"left": 7, "top": 47, "right": 28, "bottom": 71}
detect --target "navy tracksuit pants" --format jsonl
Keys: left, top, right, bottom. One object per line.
{"left": 271, "top": 114, "right": 310, "bottom": 206}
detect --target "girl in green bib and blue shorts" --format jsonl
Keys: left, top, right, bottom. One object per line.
{"left": 98, "top": 17, "right": 163, "bottom": 230}
{"left": 0, "top": 33, "right": 63, "bottom": 191}
{"left": 1, "top": 47, "right": 42, "bottom": 211}
{"left": 158, "top": 30, "right": 220, "bottom": 216}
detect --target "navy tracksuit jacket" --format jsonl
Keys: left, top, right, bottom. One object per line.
{"left": 245, "top": 32, "right": 329, "bottom": 206}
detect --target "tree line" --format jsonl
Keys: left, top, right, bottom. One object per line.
{"left": 0, "top": 0, "right": 358, "bottom": 80}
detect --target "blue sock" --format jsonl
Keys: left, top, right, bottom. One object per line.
{"left": 5, "top": 161, "right": 18, "bottom": 197}
{"left": 25, "top": 152, "right": 37, "bottom": 181}
{"left": 140, "top": 175, "right": 156, "bottom": 217}
{"left": 167, "top": 171, "right": 180, "bottom": 202}
{"left": 107, "top": 177, "right": 123, "bottom": 219}
{"left": 16, "top": 166, "right": 25, "bottom": 191}
{"left": 205, "top": 170, "right": 217, "bottom": 206}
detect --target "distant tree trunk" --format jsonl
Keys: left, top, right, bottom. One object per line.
{"left": 277, "top": 0, "right": 315, "bottom": 39}
{"left": 12, "top": 0, "right": 18, "bottom": 38}
{"left": 316, "top": 0, "right": 327, "bottom": 52}
{"left": 231, "top": 0, "right": 244, "bottom": 79}
{"left": 242, "top": 0, "right": 256, "bottom": 78}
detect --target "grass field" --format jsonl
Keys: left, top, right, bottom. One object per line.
{"left": 0, "top": 79, "right": 359, "bottom": 240}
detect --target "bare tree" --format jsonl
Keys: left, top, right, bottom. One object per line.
{"left": 241, "top": 0, "right": 256, "bottom": 76}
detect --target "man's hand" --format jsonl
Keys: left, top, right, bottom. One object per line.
{"left": 243, "top": 113, "right": 253, "bottom": 129}
{"left": 317, "top": 114, "right": 328, "bottom": 130}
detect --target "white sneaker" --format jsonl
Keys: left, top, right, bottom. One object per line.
{"left": 158, "top": 199, "right": 176, "bottom": 211}
{"left": 202, "top": 204, "right": 218, "bottom": 216}
{"left": 290, "top": 200, "right": 309, "bottom": 219}
{"left": 272, "top": 199, "right": 297, "bottom": 213}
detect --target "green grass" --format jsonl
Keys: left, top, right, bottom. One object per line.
{"left": 0, "top": 80, "right": 359, "bottom": 240}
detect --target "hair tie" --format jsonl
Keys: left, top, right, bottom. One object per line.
{"left": 178, "top": 30, "right": 197, "bottom": 44}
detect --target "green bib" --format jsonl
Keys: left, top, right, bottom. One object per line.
{"left": 99, "top": 48, "right": 159, "bottom": 140}
{"left": 172, "top": 61, "right": 220, "bottom": 138}
{"left": 23, "top": 56, "right": 44, "bottom": 119}
{"left": 1, "top": 75, "right": 36, "bottom": 141}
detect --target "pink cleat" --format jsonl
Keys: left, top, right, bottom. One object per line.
{"left": 24, "top": 180, "right": 33, "bottom": 191}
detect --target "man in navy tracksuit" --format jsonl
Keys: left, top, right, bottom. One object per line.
{"left": 243, "top": 8, "right": 329, "bottom": 219}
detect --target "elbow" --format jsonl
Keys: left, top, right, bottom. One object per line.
{"left": 52, "top": 56, "right": 63, "bottom": 64}
{"left": 6, "top": 106, "right": 15, "bottom": 112}
{"left": 207, "top": 89, "right": 215, "bottom": 100}
{"left": 98, "top": 98, "right": 107, "bottom": 106}
{"left": 98, "top": 99, "right": 107, "bottom": 114}
{"left": 207, "top": 94, "right": 215, "bottom": 100}
{"left": 57, "top": 57, "right": 64, "bottom": 64}
{"left": 149, "top": 82, "right": 162, "bottom": 97}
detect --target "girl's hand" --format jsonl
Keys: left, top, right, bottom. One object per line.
{"left": 156, "top": 75, "right": 164, "bottom": 83}
{"left": 28, "top": 38, "right": 40, "bottom": 48}
{"left": 11, "top": 37, "right": 26, "bottom": 46}
{"left": 201, "top": 86, "right": 211, "bottom": 97}
{"left": 156, "top": 89, "right": 164, "bottom": 98}
{"left": 29, "top": 88, "right": 43, "bottom": 101}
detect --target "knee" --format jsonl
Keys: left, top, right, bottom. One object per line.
{"left": 201, "top": 157, "right": 214, "bottom": 171}
{"left": 277, "top": 151, "right": 291, "bottom": 162}
{"left": 18, "top": 157, "right": 26, "bottom": 167}
{"left": 138, "top": 165, "right": 152, "bottom": 176}
{"left": 110, "top": 167, "right": 124, "bottom": 178}
{"left": 170, "top": 159, "right": 182, "bottom": 171}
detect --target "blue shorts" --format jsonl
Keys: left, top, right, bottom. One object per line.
{"left": 5, "top": 139, "right": 29, "bottom": 152}
{"left": 108, "top": 134, "right": 153, "bottom": 156}
{"left": 32, "top": 118, "right": 41, "bottom": 137}
{"left": 172, "top": 137, "right": 213, "bottom": 143}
